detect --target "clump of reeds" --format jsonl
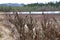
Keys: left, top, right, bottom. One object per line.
{"left": 4, "top": 12, "right": 60, "bottom": 40}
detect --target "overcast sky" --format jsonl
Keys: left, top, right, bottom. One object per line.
{"left": 0, "top": 0, "right": 60, "bottom": 4}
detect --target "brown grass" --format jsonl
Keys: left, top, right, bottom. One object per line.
{"left": 0, "top": 12, "right": 60, "bottom": 40}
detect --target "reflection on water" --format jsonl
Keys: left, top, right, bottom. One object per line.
{"left": 1, "top": 11, "right": 60, "bottom": 14}
{"left": 21, "top": 11, "right": 60, "bottom": 14}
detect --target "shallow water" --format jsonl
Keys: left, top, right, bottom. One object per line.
{"left": 0, "top": 11, "right": 60, "bottom": 14}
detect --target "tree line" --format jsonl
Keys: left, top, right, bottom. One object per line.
{"left": 0, "top": 1, "right": 60, "bottom": 12}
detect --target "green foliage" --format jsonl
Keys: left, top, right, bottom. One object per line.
{"left": 0, "top": 2, "right": 60, "bottom": 12}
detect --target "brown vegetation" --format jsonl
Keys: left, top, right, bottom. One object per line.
{"left": 0, "top": 12, "right": 60, "bottom": 40}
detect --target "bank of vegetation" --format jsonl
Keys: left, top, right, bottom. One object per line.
{"left": 0, "top": 1, "right": 60, "bottom": 12}
{"left": 2, "top": 12, "right": 60, "bottom": 40}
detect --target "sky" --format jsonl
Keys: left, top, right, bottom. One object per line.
{"left": 0, "top": 0, "right": 60, "bottom": 4}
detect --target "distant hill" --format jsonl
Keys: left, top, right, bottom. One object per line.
{"left": 0, "top": 3, "right": 24, "bottom": 6}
